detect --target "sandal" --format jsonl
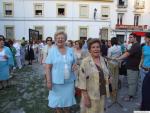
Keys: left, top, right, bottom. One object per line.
{"left": 123, "top": 96, "right": 134, "bottom": 102}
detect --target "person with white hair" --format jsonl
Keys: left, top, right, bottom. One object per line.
{"left": 45, "top": 32, "right": 77, "bottom": 113}
{"left": 13, "top": 39, "right": 22, "bottom": 69}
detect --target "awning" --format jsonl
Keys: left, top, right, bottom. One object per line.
{"left": 132, "top": 32, "right": 146, "bottom": 37}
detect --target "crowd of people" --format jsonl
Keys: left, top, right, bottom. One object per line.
{"left": 0, "top": 35, "right": 46, "bottom": 89}
{"left": 0, "top": 31, "right": 150, "bottom": 113}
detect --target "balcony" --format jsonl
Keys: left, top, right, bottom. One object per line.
{"left": 117, "top": 4, "right": 127, "bottom": 8}
{"left": 134, "top": 0, "right": 145, "bottom": 9}
{"left": 117, "top": 0, "right": 128, "bottom": 8}
{"left": 116, "top": 4, "right": 127, "bottom": 12}
{"left": 117, "top": 0, "right": 128, "bottom": 12}
{"left": 134, "top": 4, "right": 145, "bottom": 13}
{"left": 115, "top": 24, "right": 148, "bottom": 31}
{"left": 134, "top": 4, "right": 144, "bottom": 9}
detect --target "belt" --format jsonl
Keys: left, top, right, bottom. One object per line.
{"left": 142, "top": 66, "right": 150, "bottom": 71}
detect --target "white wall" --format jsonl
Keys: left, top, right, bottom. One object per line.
{"left": 0, "top": 20, "right": 110, "bottom": 40}
{"left": 0, "top": 0, "right": 150, "bottom": 41}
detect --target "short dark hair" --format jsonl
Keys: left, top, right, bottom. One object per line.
{"left": 145, "top": 32, "right": 150, "bottom": 38}
{"left": 132, "top": 33, "right": 139, "bottom": 41}
{"left": 8, "top": 39, "right": 14, "bottom": 45}
{"left": 87, "top": 38, "right": 101, "bottom": 50}
{"left": 129, "top": 33, "right": 133, "bottom": 36}
{"left": 101, "top": 40, "right": 105, "bottom": 45}
{"left": 111, "top": 37, "right": 118, "bottom": 46}
{"left": 68, "top": 40, "right": 73, "bottom": 47}
{"left": 46, "top": 37, "right": 52, "bottom": 43}
{"left": 0, "top": 35, "right": 5, "bottom": 41}
{"left": 75, "top": 40, "right": 82, "bottom": 49}
{"left": 29, "top": 41, "right": 33, "bottom": 45}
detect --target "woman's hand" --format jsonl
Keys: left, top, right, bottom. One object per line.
{"left": 83, "top": 91, "right": 91, "bottom": 108}
{"left": 72, "top": 64, "right": 78, "bottom": 71}
{"left": 46, "top": 81, "right": 52, "bottom": 90}
{"left": 45, "top": 64, "right": 52, "bottom": 90}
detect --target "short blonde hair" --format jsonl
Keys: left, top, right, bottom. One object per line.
{"left": 54, "top": 31, "right": 67, "bottom": 41}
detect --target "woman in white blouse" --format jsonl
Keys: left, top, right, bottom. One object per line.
{"left": 107, "top": 37, "right": 122, "bottom": 102}
{"left": 40, "top": 37, "right": 52, "bottom": 65}
{"left": 0, "top": 35, "right": 14, "bottom": 89}
{"left": 40, "top": 37, "right": 52, "bottom": 83}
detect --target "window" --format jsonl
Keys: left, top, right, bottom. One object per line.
{"left": 35, "top": 26, "right": 43, "bottom": 40}
{"left": 4, "top": 3, "right": 13, "bottom": 16}
{"left": 57, "top": 26, "right": 66, "bottom": 32}
{"left": 57, "top": 4, "right": 66, "bottom": 17}
{"left": 117, "top": 0, "right": 128, "bottom": 8}
{"left": 117, "top": 13, "right": 124, "bottom": 25}
{"left": 79, "top": 27, "right": 88, "bottom": 40}
{"left": 5, "top": 26, "right": 14, "bottom": 39}
{"left": 134, "top": 14, "right": 140, "bottom": 26}
{"left": 34, "top": 3, "right": 43, "bottom": 16}
{"left": 79, "top": 5, "right": 89, "bottom": 18}
{"left": 135, "top": 0, "right": 145, "bottom": 9}
{"left": 101, "top": 6, "right": 110, "bottom": 19}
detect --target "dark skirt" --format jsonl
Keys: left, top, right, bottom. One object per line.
{"left": 141, "top": 71, "right": 150, "bottom": 110}
{"left": 25, "top": 49, "right": 34, "bottom": 61}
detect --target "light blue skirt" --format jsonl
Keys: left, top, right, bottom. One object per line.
{"left": 48, "top": 81, "right": 76, "bottom": 108}
{"left": 0, "top": 61, "right": 9, "bottom": 80}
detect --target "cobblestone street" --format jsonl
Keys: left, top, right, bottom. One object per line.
{"left": 0, "top": 63, "right": 141, "bottom": 113}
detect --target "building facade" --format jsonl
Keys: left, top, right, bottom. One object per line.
{"left": 0, "top": 0, "right": 150, "bottom": 42}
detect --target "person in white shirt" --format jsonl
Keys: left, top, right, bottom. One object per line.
{"left": 32, "top": 41, "right": 39, "bottom": 63}
{"left": 40, "top": 37, "right": 52, "bottom": 65}
{"left": 40, "top": 37, "right": 52, "bottom": 83}
{"left": 39, "top": 40, "right": 44, "bottom": 63}
{"left": 107, "top": 40, "right": 122, "bottom": 59}
{"left": 107, "top": 37, "right": 122, "bottom": 102}
{"left": 0, "top": 35, "right": 14, "bottom": 89}
{"left": 13, "top": 40, "right": 22, "bottom": 69}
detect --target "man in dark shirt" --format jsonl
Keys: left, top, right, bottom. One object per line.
{"left": 101, "top": 40, "right": 108, "bottom": 57}
{"left": 117, "top": 34, "right": 142, "bottom": 101}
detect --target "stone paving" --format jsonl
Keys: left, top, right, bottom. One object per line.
{"left": 0, "top": 63, "right": 141, "bottom": 113}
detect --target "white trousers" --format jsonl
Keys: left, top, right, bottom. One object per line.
{"left": 15, "top": 56, "right": 22, "bottom": 69}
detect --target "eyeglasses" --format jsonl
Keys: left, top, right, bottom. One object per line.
{"left": 56, "top": 38, "right": 65, "bottom": 40}
{"left": 47, "top": 40, "right": 52, "bottom": 41}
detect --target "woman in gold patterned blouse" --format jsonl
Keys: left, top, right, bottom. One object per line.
{"left": 78, "top": 39, "right": 110, "bottom": 113}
